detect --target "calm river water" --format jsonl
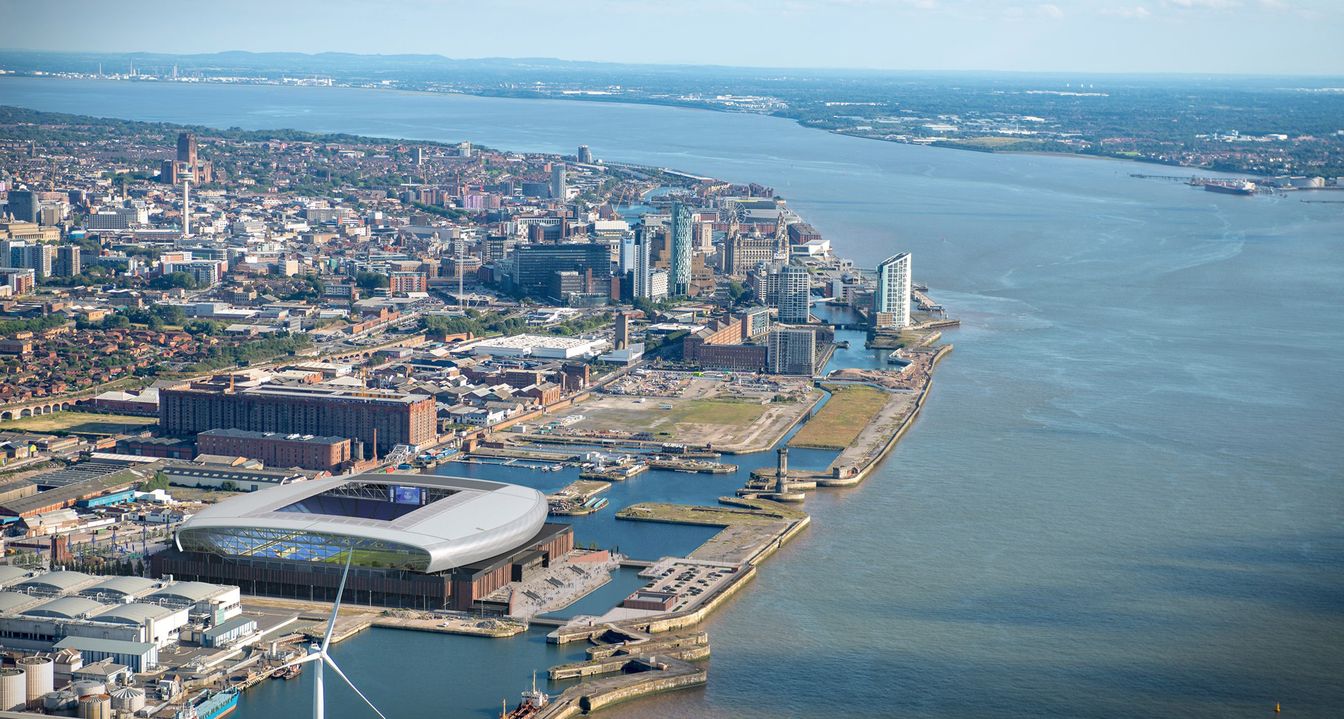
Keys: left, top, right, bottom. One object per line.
{"left": 2, "top": 77, "right": 1341, "bottom": 718}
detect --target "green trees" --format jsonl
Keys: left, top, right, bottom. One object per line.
{"left": 122, "top": 304, "right": 187, "bottom": 329}
{"left": 140, "top": 471, "right": 170, "bottom": 492}
{"left": 354, "top": 271, "right": 389, "bottom": 290}
{"left": 183, "top": 332, "right": 313, "bottom": 372}
{"left": 184, "top": 320, "right": 219, "bottom": 335}
{"left": 420, "top": 311, "right": 534, "bottom": 339}
{"left": 283, "top": 274, "right": 325, "bottom": 301}
{"left": 0, "top": 314, "right": 68, "bottom": 336}
{"left": 101, "top": 314, "right": 131, "bottom": 330}
{"left": 149, "top": 272, "right": 199, "bottom": 290}
{"left": 727, "top": 280, "right": 750, "bottom": 305}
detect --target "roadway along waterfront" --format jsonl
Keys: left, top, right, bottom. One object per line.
{"left": 6, "top": 78, "right": 1342, "bottom": 718}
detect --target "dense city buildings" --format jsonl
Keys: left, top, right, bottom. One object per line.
{"left": 0, "top": 108, "right": 909, "bottom": 425}
{"left": 0, "top": 102, "right": 955, "bottom": 719}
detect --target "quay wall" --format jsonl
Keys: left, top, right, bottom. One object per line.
{"left": 817, "top": 343, "right": 953, "bottom": 487}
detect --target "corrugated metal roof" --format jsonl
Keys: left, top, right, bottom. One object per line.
{"left": 23, "top": 596, "right": 107, "bottom": 619}
{"left": 95, "top": 602, "right": 179, "bottom": 625}
{"left": 79, "top": 576, "right": 158, "bottom": 601}
{"left": 53, "top": 636, "right": 154, "bottom": 655}
{"left": 13, "top": 570, "right": 95, "bottom": 592}
{"left": 147, "top": 581, "right": 227, "bottom": 603}
{"left": 203, "top": 615, "right": 256, "bottom": 637}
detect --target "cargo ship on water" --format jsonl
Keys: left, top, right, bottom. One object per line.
{"left": 1192, "top": 178, "right": 1257, "bottom": 195}
{"left": 175, "top": 689, "right": 239, "bottom": 719}
{"left": 500, "top": 673, "right": 549, "bottom": 719}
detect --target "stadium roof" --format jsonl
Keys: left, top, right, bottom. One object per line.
{"left": 176, "top": 473, "right": 547, "bottom": 574}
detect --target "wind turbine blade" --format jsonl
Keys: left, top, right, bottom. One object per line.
{"left": 324, "top": 655, "right": 388, "bottom": 719}
{"left": 277, "top": 652, "right": 323, "bottom": 671}
{"left": 324, "top": 549, "right": 354, "bottom": 649}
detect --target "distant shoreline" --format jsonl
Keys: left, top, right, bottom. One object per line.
{"left": 0, "top": 74, "right": 1267, "bottom": 179}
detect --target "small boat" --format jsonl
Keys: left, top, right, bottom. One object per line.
{"left": 270, "top": 664, "right": 302, "bottom": 680}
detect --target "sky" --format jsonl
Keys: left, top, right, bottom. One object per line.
{"left": 1, "top": 0, "right": 1341, "bottom": 75}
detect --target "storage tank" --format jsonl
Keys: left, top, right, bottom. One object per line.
{"left": 19, "top": 656, "right": 54, "bottom": 699}
{"left": 77, "top": 693, "right": 111, "bottom": 719}
{"left": 109, "top": 686, "right": 145, "bottom": 713}
{"left": 72, "top": 680, "right": 106, "bottom": 698}
{"left": 42, "top": 688, "right": 78, "bottom": 716}
{"left": 0, "top": 667, "right": 25, "bottom": 711}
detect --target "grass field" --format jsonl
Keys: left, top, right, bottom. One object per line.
{"left": 569, "top": 398, "right": 769, "bottom": 436}
{"left": 0, "top": 411, "right": 158, "bottom": 435}
{"left": 789, "top": 385, "right": 889, "bottom": 450}
{"left": 666, "top": 399, "right": 768, "bottom": 428}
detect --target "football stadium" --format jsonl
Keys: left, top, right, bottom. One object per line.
{"left": 152, "top": 474, "right": 573, "bottom": 611}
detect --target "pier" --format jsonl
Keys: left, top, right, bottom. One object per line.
{"left": 647, "top": 457, "right": 738, "bottom": 474}
{"left": 547, "top": 479, "right": 613, "bottom": 515}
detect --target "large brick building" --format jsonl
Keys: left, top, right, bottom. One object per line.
{"left": 195, "top": 429, "right": 352, "bottom": 473}
{"left": 159, "top": 377, "right": 436, "bottom": 455}
{"left": 682, "top": 314, "right": 770, "bottom": 372}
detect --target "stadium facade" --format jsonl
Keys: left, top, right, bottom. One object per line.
{"left": 153, "top": 474, "right": 573, "bottom": 611}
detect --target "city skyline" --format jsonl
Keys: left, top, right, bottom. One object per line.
{"left": 1, "top": 0, "right": 1342, "bottom": 75}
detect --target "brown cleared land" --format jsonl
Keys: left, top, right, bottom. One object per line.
{"left": 547, "top": 375, "right": 819, "bottom": 452}
{"left": 789, "top": 384, "right": 888, "bottom": 449}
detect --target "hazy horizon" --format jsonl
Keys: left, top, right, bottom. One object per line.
{"left": 4, "top": 47, "right": 1344, "bottom": 80}
{"left": 1, "top": 0, "right": 1341, "bottom": 76}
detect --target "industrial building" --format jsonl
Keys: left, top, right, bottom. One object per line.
{"left": 0, "top": 461, "right": 157, "bottom": 520}
{"left": 156, "top": 461, "right": 315, "bottom": 492}
{"left": 0, "top": 570, "right": 244, "bottom": 672}
{"left": 469, "top": 334, "right": 605, "bottom": 360}
{"left": 154, "top": 473, "right": 574, "bottom": 612}
{"left": 194, "top": 429, "right": 352, "bottom": 473}
{"left": 159, "top": 376, "right": 437, "bottom": 455}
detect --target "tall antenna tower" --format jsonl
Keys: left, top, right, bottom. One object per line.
{"left": 457, "top": 237, "right": 465, "bottom": 310}
{"left": 182, "top": 179, "right": 191, "bottom": 237}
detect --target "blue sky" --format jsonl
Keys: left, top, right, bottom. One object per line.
{"left": 1, "top": 0, "right": 1340, "bottom": 75}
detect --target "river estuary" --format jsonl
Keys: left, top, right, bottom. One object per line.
{"left": 2, "top": 77, "right": 1342, "bottom": 718}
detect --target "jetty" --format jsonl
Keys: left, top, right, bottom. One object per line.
{"left": 648, "top": 457, "right": 737, "bottom": 474}
{"left": 536, "top": 634, "right": 709, "bottom": 719}
{"left": 547, "top": 480, "right": 613, "bottom": 516}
